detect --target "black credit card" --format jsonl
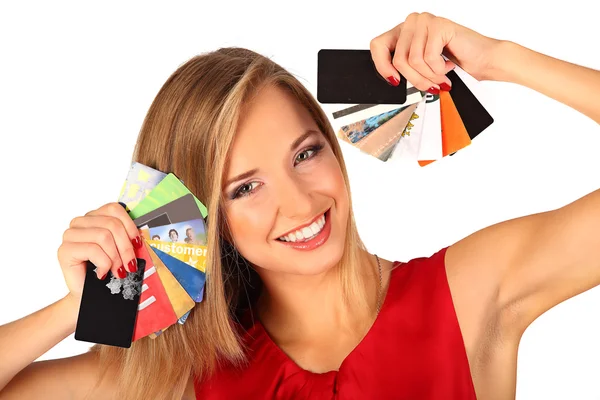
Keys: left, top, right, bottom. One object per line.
{"left": 317, "top": 49, "right": 407, "bottom": 104}
{"left": 74, "top": 257, "right": 146, "bottom": 348}
{"left": 446, "top": 70, "right": 494, "bottom": 140}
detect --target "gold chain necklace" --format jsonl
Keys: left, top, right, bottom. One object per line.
{"left": 375, "top": 254, "right": 382, "bottom": 314}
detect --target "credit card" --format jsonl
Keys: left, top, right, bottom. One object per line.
{"left": 317, "top": 49, "right": 407, "bottom": 104}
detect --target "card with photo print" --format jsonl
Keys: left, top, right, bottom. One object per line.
{"left": 337, "top": 103, "right": 418, "bottom": 161}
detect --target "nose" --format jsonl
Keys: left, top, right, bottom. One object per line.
{"left": 274, "top": 173, "right": 313, "bottom": 220}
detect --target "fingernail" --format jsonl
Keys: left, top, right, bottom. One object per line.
{"left": 117, "top": 266, "right": 127, "bottom": 279}
{"left": 128, "top": 258, "right": 137, "bottom": 273}
{"left": 439, "top": 82, "right": 452, "bottom": 91}
{"left": 132, "top": 236, "right": 143, "bottom": 249}
{"left": 427, "top": 86, "right": 440, "bottom": 95}
{"left": 98, "top": 272, "right": 107, "bottom": 280}
{"left": 386, "top": 76, "right": 400, "bottom": 86}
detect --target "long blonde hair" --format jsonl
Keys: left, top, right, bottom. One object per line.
{"left": 92, "top": 47, "right": 371, "bottom": 399}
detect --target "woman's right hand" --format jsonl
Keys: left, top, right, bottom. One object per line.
{"left": 57, "top": 202, "right": 143, "bottom": 304}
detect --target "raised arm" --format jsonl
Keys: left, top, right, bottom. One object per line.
{"left": 369, "top": 12, "right": 600, "bottom": 342}
{"left": 493, "top": 40, "right": 600, "bottom": 124}
{"left": 453, "top": 39, "right": 600, "bottom": 334}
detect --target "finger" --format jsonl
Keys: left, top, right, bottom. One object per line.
{"left": 370, "top": 26, "right": 402, "bottom": 86}
{"left": 408, "top": 18, "right": 440, "bottom": 83}
{"left": 63, "top": 227, "right": 127, "bottom": 275}
{"left": 392, "top": 25, "right": 438, "bottom": 92}
{"left": 87, "top": 202, "right": 142, "bottom": 271}
{"left": 58, "top": 242, "right": 113, "bottom": 280}
{"left": 424, "top": 24, "right": 453, "bottom": 86}
{"left": 88, "top": 203, "right": 142, "bottom": 248}
{"left": 69, "top": 214, "right": 138, "bottom": 274}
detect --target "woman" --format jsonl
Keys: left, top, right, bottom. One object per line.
{"left": 0, "top": 12, "right": 598, "bottom": 400}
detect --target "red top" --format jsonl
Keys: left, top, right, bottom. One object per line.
{"left": 194, "top": 247, "right": 477, "bottom": 399}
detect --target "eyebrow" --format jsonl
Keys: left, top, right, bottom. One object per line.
{"left": 223, "top": 129, "right": 320, "bottom": 189}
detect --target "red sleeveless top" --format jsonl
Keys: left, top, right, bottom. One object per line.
{"left": 194, "top": 247, "right": 477, "bottom": 399}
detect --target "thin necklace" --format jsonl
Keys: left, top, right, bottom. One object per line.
{"left": 375, "top": 254, "right": 382, "bottom": 314}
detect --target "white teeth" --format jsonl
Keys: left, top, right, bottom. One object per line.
{"left": 309, "top": 222, "right": 320, "bottom": 235}
{"left": 301, "top": 226, "right": 313, "bottom": 238}
{"left": 278, "top": 213, "right": 326, "bottom": 242}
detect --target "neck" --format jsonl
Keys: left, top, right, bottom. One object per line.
{"left": 255, "top": 250, "right": 380, "bottom": 342}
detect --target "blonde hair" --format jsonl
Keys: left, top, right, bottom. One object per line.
{"left": 91, "top": 47, "right": 371, "bottom": 399}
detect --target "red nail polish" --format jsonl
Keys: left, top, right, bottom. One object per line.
{"left": 99, "top": 272, "right": 107, "bottom": 280}
{"left": 128, "top": 259, "right": 137, "bottom": 273}
{"left": 132, "top": 236, "right": 143, "bottom": 249}
{"left": 439, "top": 82, "right": 452, "bottom": 91}
{"left": 387, "top": 76, "right": 400, "bottom": 86}
{"left": 117, "top": 266, "right": 127, "bottom": 279}
{"left": 427, "top": 86, "right": 440, "bottom": 95}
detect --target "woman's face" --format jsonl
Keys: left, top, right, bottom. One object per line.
{"left": 222, "top": 85, "right": 349, "bottom": 276}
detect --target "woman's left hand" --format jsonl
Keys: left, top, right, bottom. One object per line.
{"left": 370, "top": 12, "right": 503, "bottom": 91}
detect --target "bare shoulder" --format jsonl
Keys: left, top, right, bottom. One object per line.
{"left": 444, "top": 218, "right": 536, "bottom": 385}
{"left": 444, "top": 232, "right": 523, "bottom": 399}
{"left": 443, "top": 214, "right": 535, "bottom": 334}
{"left": 0, "top": 350, "right": 118, "bottom": 400}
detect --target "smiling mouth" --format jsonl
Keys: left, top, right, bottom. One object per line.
{"left": 276, "top": 209, "right": 329, "bottom": 243}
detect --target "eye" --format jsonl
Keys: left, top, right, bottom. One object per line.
{"left": 294, "top": 143, "right": 324, "bottom": 166}
{"left": 231, "top": 181, "right": 261, "bottom": 199}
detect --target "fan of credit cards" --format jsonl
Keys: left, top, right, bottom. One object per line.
{"left": 317, "top": 50, "right": 494, "bottom": 164}
{"left": 74, "top": 162, "right": 208, "bottom": 348}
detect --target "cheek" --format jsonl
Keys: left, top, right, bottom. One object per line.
{"left": 226, "top": 204, "right": 271, "bottom": 247}
{"left": 320, "top": 155, "right": 348, "bottom": 203}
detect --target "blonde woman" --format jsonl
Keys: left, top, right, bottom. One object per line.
{"left": 1, "top": 12, "right": 599, "bottom": 400}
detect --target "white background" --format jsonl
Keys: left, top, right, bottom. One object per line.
{"left": 1, "top": 1, "right": 599, "bottom": 398}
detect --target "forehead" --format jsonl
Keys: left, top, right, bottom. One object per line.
{"left": 226, "top": 85, "right": 319, "bottom": 168}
